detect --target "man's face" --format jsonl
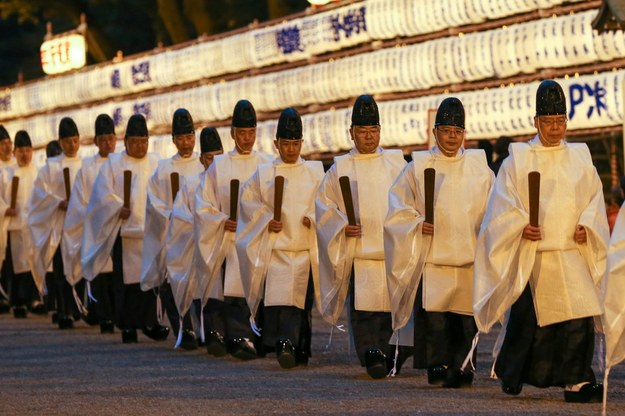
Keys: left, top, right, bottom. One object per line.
{"left": 200, "top": 150, "right": 223, "bottom": 170}
{"left": 534, "top": 115, "right": 567, "bottom": 147}
{"left": 433, "top": 125, "right": 465, "bottom": 157}
{"left": 59, "top": 135, "right": 80, "bottom": 157}
{"left": 231, "top": 127, "right": 256, "bottom": 155}
{"left": 274, "top": 138, "right": 302, "bottom": 164}
{"left": 14, "top": 147, "right": 32, "bottom": 167}
{"left": 0, "top": 138, "right": 13, "bottom": 161}
{"left": 173, "top": 133, "right": 195, "bottom": 158}
{"left": 96, "top": 134, "right": 117, "bottom": 158}
{"left": 125, "top": 136, "right": 149, "bottom": 159}
{"left": 350, "top": 125, "right": 381, "bottom": 154}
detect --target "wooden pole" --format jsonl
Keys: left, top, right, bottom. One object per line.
{"left": 528, "top": 171, "right": 540, "bottom": 227}
{"left": 273, "top": 176, "right": 285, "bottom": 221}
{"left": 424, "top": 168, "right": 435, "bottom": 224}
{"left": 339, "top": 176, "right": 356, "bottom": 226}
{"left": 230, "top": 179, "right": 240, "bottom": 221}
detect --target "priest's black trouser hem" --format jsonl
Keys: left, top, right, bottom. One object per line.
{"left": 494, "top": 284, "right": 596, "bottom": 389}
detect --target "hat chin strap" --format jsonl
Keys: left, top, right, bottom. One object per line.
{"left": 235, "top": 143, "right": 251, "bottom": 155}
{"left": 434, "top": 132, "right": 458, "bottom": 157}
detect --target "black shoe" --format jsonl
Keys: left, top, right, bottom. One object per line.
{"left": 443, "top": 369, "right": 473, "bottom": 388}
{"left": 57, "top": 315, "right": 74, "bottom": 329}
{"left": 365, "top": 348, "right": 387, "bottom": 379}
{"left": 180, "top": 329, "right": 198, "bottom": 351}
{"left": 206, "top": 331, "right": 227, "bottom": 357}
{"left": 82, "top": 312, "right": 100, "bottom": 326}
{"left": 227, "top": 337, "right": 257, "bottom": 360}
{"left": 142, "top": 324, "right": 170, "bottom": 341}
{"left": 564, "top": 383, "right": 603, "bottom": 403}
{"left": 29, "top": 301, "right": 47, "bottom": 315}
{"left": 13, "top": 306, "right": 27, "bottom": 318}
{"left": 276, "top": 339, "right": 296, "bottom": 369}
{"left": 0, "top": 299, "right": 10, "bottom": 314}
{"left": 295, "top": 349, "right": 309, "bottom": 366}
{"left": 427, "top": 365, "right": 447, "bottom": 385}
{"left": 502, "top": 381, "right": 523, "bottom": 396}
{"left": 122, "top": 329, "right": 138, "bottom": 344}
{"left": 100, "top": 320, "right": 115, "bottom": 334}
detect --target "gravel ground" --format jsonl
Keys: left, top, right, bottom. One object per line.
{"left": 1, "top": 311, "right": 624, "bottom": 415}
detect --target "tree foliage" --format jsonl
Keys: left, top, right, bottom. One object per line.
{"left": 0, "top": 0, "right": 309, "bottom": 86}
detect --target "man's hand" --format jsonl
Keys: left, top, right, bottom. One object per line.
{"left": 224, "top": 219, "right": 237, "bottom": 232}
{"left": 422, "top": 222, "right": 434, "bottom": 235}
{"left": 59, "top": 200, "right": 69, "bottom": 211}
{"left": 268, "top": 219, "right": 282, "bottom": 233}
{"left": 345, "top": 224, "right": 362, "bottom": 237}
{"left": 522, "top": 224, "right": 542, "bottom": 241}
{"left": 4, "top": 207, "right": 16, "bottom": 217}
{"left": 574, "top": 225, "right": 587, "bottom": 244}
{"left": 119, "top": 206, "right": 131, "bottom": 220}
{"left": 302, "top": 217, "right": 311, "bottom": 229}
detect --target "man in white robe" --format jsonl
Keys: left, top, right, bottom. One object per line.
{"left": 167, "top": 127, "right": 223, "bottom": 352}
{"left": 82, "top": 114, "right": 169, "bottom": 344}
{"left": 141, "top": 108, "right": 203, "bottom": 350}
{"left": 237, "top": 108, "right": 324, "bottom": 369}
{"left": 0, "top": 125, "right": 16, "bottom": 313}
{"left": 62, "top": 114, "right": 117, "bottom": 333}
{"left": 473, "top": 80, "right": 608, "bottom": 403}
{"left": 316, "top": 94, "right": 406, "bottom": 378}
{"left": 0, "top": 131, "right": 38, "bottom": 318}
{"left": 195, "top": 99, "right": 272, "bottom": 359}
{"left": 29, "top": 117, "right": 82, "bottom": 329}
{"left": 385, "top": 97, "right": 494, "bottom": 386}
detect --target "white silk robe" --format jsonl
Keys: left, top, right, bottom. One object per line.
{"left": 0, "top": 164, "right": 37, "bottom": 277}
{"left": 166, "top": 171, "right": 203, "bottom": 316}
{"left": 384, "top": 147, "right": 494, "bottom": 331}
{"left": 195, "top": 150, "right": 272, "bottom": 306}
{"left": 604, "top": 203, "right": 625, "bottom": 371}
{"left": 140, "top": 153, "right": 203, "bottom": 291}
{"left": 315, "top": 147, "right": 406, "bottom": 325}
{"left": 62, "top": 154, "right": 112, "bottom": 286}
{"left": 81, "top": 151, "right": 159, "bottom": 284}
{"left": 28, "top": 154, "right": 82, "bottom": 291}
{"left": 236, "top": 158, "right": 324, "bottom": 323}
{"left": 473, "top": 137, "right": 609, "bottom": 333}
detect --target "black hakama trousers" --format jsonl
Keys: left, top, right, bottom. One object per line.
{"left": 412, "top": 282, "right": 477, "bottom": 371}
{"left": 494, "top": 285, "right": 596, "bottom": 389}
{"left": 112, "top": 233, "right": 157, "bottom": 330}
{"left": 262, "top": 272, "right": 315, "bottom": 359}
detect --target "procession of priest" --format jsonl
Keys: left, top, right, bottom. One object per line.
{"left": 3, "top": 79, "right": 625, "bottom": 406}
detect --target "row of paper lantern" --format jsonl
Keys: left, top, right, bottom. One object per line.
{"left": 8, "top": 68, "right": 625, "bottom": 162}
{"left": 42, "top": 10, "right": 614, "bottom": 123}
{"left": 365, "top": 0, "right": 583, "bottom": 39}
{"left": 0, "top": 0, "right": 588, "bottom": 120}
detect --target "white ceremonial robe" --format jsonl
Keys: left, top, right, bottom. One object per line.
{"left": 166, "top": 171, "right": 203, "bottom": 316}
{"left": 316, "top": 147, "right": 406, "bottom": 325}
{"left": 236, "top": 157, "right": 324, "bottom": 322}
{"left": 62, "top": 154, "right": 112, "bottom": 286}
{"left": 0, "top": 164, "right": 37, "bottom": 277}
{"left": 384, "top": 147, "right": 494, "bottom": 331}
{"left": 604, "top": 203, "right": 625, "bottom": 370}
{"left": 195, "top": 150, "right": 273, "bottom": 306}
{"left": 140, "top": 153, "right": 203, "bottom": 291}
{"left": 473, "top": 137, "right": 609, "bottom": 333}
{"left": 0, "top": 157, "right": 16, "bottom": 171}
{"left": 28, "top": 154, "right": 82, "bottom": 291}
{"left": 81, "top": 151, "right": 159, "bottom": 284}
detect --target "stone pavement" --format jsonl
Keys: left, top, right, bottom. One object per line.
{"left": 0, "top": 312, "right": 623, "bottom": 415}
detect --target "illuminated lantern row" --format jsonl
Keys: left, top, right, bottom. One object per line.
{"left": 9, "top": 68, "right": 625, "bottom": 166}
{"left": 0, "top": 0, "right": 585, "bottom": 120}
